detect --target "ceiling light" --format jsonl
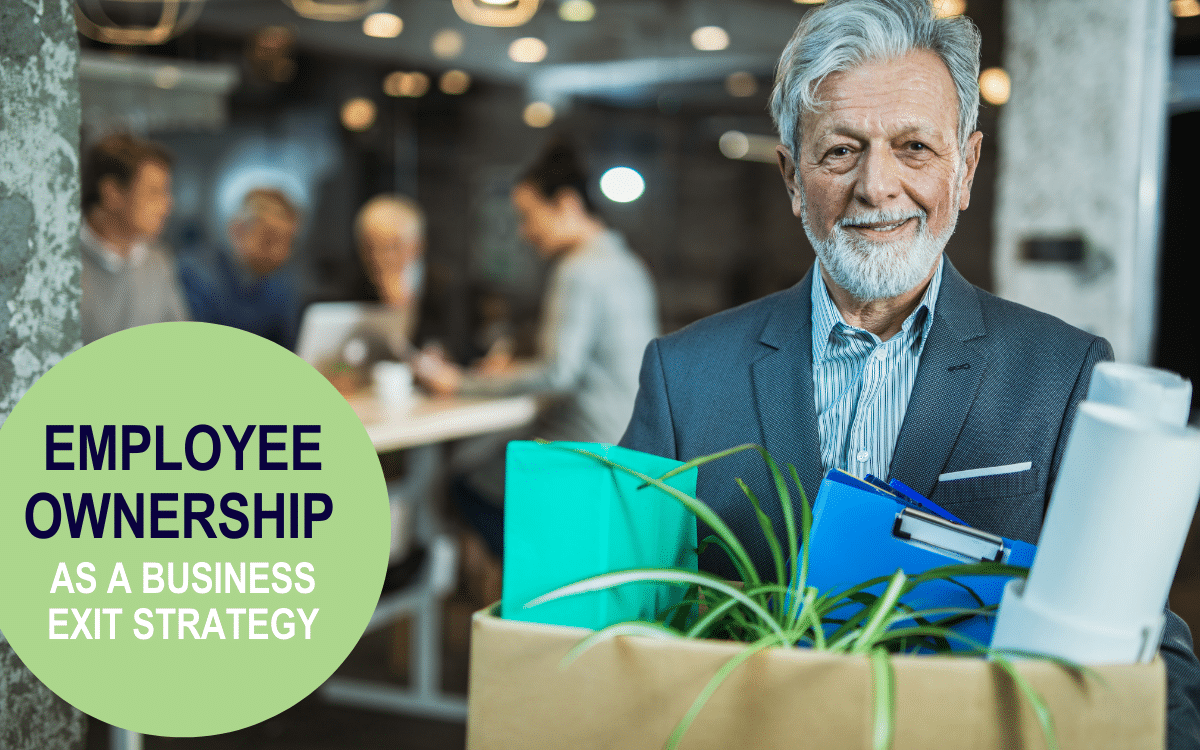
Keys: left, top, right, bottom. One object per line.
{"left": 523, "top": 101, "right": 555, "bottom": 127}
{"left": 432, "top": 28, "right": 465, "bottom": 58}
{"left": 725, "top": 71, "right": 757, "bottom": 98}
{"left": 932, "top": 0, "right": 966, "bottom": 18}
{"left": 559, "top": 0, "right": 595, "bottom": 21}
{"left": 718, "top": 131, "right": 750, "bottom": 160}
{"left": 341, "top": 97, "right": 377, "bottom": 131}
{"left": 154, "top": 65, "right": 182, "bottom": 89}
{"left": 691, "top": 26, "right": 729, "bottom": 52}
{"left": 1173, "top": 0, "right": 1200, "bottom": 17}
{"left": 440, "top": 69, "right": 472, "bottom": 95}
{"left": 478, "top": 0, "right": 512, "bottom": 4}
{"left": 600, "top": 167, "right": 645, "bottom": 203}
{"left": 979, "top": 67, "right": 1010, "bottom": 106}
{"left": 384, "top": 71, "right": 430, "bottom": 97}
{"left": 793, "top": 0, "right": 824, "bottom": 4}
{"left": 452, "top": 0, "right": 540, "bottom": 28}
{"left": 363, "top": 12, "right": 403, "bottom": 38}
{"left": 282, "top": 0, "right": 386, "bottom": 22}
{"left": 509, "top": 37, "right": 548, "bottom": 63}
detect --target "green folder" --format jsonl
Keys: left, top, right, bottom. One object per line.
{"left": 502, "top": 441, "right": 699, "bottom": 630}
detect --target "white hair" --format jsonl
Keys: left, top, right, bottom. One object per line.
{"left": 770, "top": 0, "right": 981, "bottom": 161}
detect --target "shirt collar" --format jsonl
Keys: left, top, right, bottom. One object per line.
{"left": 810, "top": 254, "right": 944, "bottom": 365}
{"left": 81, "top": 220, "right": 150, "bottom": 273}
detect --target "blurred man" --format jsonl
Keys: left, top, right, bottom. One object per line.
{"left": 80, "top": 133, "right": 188, "bottom": 344}
{"left": 354, "top": 193, "right": 425, "bottom": 342}
{"left": 180, "top": 188, "right": 302, "bottom": 349}
{"left": 618, "top": 0, "right": 1200, "bottom": 745}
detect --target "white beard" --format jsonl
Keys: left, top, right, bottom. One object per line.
{"left": 801, "top": 188, "right": 959, "bottom": 303}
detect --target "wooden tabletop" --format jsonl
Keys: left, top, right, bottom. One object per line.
{"left": 347, "top": 391, "right": 537, "bottom": 453}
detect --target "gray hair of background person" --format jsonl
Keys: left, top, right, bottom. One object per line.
{"left": 232, "top": 187, "right": 301, "bottom": 227}
{"left": 769, "top": 0, "right": 981, "bottom": 161}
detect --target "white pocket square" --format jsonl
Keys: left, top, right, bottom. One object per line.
{"left": 938, "top": 462, "right": 1032, "bottom": 482}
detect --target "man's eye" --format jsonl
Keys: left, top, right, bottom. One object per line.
{"left": 907, "top": 142, "right": 928, "bottom": 151}
{"left": 828, "top": 146, "right": 852, "bottom": 158}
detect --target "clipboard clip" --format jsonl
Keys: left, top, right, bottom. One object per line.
{"left": 892, "top": 508, "right": 1009, "bottom": 564}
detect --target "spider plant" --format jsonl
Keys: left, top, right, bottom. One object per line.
{"left": 524, "top": 441, "right": 1086, "bottom": 750}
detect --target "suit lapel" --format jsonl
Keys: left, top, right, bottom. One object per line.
{"left": 752, "top": 269, "right": 826, "bottom": 502}
{"left": 890, "top": 258, "right": 988, "bottom": 497}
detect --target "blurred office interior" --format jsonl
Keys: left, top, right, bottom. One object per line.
{"left": 2, "top": 0, "right": 1200, "bottom": 747}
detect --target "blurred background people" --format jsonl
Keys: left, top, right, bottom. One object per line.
{"left": 354, "top": 193, "right": 426, "bottom": 343}
{"left": 80, "top": 132, "right": 188, "bottom": 344}
{"left": 180, "top": 187, "right": 302, "bottom": 349}
{"left": 417, "top": 140, "right": 659, "bottom": 561}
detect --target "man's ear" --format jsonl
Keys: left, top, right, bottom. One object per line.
{"left": 958, "top": 130, "right": 984, "bottom": 211}
{"left": 776, "top": 144, "right": 804, "bottom": 218}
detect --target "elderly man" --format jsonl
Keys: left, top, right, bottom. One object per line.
{"left": 619, "top": 0, "right": 1200, "bottom": 745}
{"left": 180, "top": 188, "right": 302, "bottom": 349}
{"left": 80, "top": 133, "right": 188, "bottom": 344}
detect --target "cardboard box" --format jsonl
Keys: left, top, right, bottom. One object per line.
{"left": 466, "top": 607, "right": 1164, "bottom": 750}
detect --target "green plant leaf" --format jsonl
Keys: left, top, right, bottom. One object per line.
{"left": 787, "top": 463, "right": 812, "bottom": 627}
{"left": 735, "top": 478, "right": 786, "bottom": 613}
{"left": 869, "top": 647, "right": 895, "bottom": 750}
{"left": 650, "top": 442, "right": 764, "bottom": 484}
{"left": 696, "top": 534, "right": 756, "bottom": 586}
{"left": 664, "top": 634, "right": 783, "bottom": 750}
{"left": 559, "top": 621, "right": 685, "bottom": 669}
{"left": 524, "top": 568, "right": 788, "bottom": 642}
{"left": 990, "top": 652, "right": 1060, "bottom": 750}
{"left": 849, "top": 570, "right": 908, "bottom": 655}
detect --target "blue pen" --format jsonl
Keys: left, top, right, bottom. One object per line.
{"left": 888, "top": 478, "right": 967, "bottom": 526}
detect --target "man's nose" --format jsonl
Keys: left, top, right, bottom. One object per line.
{"left": 854, "top": 146, "right": 903, "bottom": 207}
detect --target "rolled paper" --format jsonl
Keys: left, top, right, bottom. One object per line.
{"left": 995, "top": 401, "right": 1200, "bottom": 662}
{"left": 1087, "top": 361, "right": 1192, "bottom": 426}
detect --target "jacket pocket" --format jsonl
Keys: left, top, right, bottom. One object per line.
{"left": 933, "top": 465, "right": 1040, "bottom": 502}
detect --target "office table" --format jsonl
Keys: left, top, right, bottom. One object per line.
{"left": 320, "top": 391, "right": 537, "bottom": 721}
{"left": 347, "top": 392, "right": 538, "bottom": 453}
{"left": 106, "top": 394, "right": 538, "bottom": 748}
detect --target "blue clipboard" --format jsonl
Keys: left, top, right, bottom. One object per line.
{"left": 798, "top": 469, "right": 1036, "bottom": 650}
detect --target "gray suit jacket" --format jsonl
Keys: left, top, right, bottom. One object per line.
{"left": 621, "top": 257, "right": 1200, "bottom": 749}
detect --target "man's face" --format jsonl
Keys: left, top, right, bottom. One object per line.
{"left": 511, "top": 182, "right": 574, "bottom": 259}
{"left": 106, "top": 160, "right": 173, "bottom": 242}
{"left": 231, "top": 203, "right": 297, "bottom": 276}
{"left": 777, "top": 49, "right": 982, "bottom": 301}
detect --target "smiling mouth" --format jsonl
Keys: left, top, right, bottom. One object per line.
{"left": 843, "top": 217, "right": 915, "bottom": 233}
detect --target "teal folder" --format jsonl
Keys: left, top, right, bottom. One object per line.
{"left": 502, "top": 441, "right": 698, "bottom": 630}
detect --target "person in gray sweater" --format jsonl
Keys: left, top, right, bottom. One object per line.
{"left": 417, "top": 141, "right": 658, "bottom": 558}
{"left": 80, "top": 133, "right": 188, "bottom": 344}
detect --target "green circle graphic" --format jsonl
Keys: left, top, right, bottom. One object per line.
{"left": 0, "top": 323, "right": 390, "bottom": 736}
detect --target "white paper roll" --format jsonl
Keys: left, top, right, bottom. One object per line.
{"left": 1087, "top": 361, "right": 1192, "bottom": 426}
{"left": 1005, "top": 401, "right": 1200, "bottom": 661}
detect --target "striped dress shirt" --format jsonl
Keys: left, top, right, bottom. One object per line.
{"left": 811, "top": 257, "right": 944, "bottom": 481}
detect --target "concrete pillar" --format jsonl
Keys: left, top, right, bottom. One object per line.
{"left": 992, "top": 0, "right": 1172, "bottom": 364}
{"left": 0, "top": 0, "right": 85, "bottom": 747}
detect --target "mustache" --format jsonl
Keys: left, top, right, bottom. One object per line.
{"left": 837, "top": 208, "right": 926, "bottom": 229}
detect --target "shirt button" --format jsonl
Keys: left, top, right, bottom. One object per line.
{"left": 873, "top": 349, "right": 886, "bottom": 360}
{"left": 856, "top": 450, "right": 869, "bottom": 463}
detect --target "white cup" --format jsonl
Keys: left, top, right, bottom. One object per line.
{"left": 372, "top": 361, "right": 414, "bottom": 406}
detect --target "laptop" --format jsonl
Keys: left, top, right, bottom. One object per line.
{"left": 295, "top": 301, "right": 413, "bottom": 369}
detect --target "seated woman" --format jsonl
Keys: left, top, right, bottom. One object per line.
{"left": 416, "top": 139, "right": 659, "bottom": 560}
